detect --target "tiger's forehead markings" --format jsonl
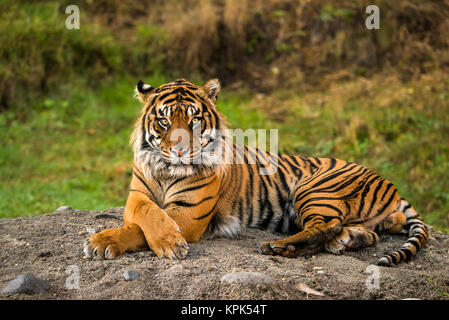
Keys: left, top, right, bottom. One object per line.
{"left": 158, "top": 105, "right": 171, "bottom": 117}
{"left": 146, "top": 80, "right": 207, "bottom": 122}
{"left": 156, "top": 86, "right": 199, "bottom": 104}
{"left": 187, "top": 104, "right": 197, "bottom": 116}
{"left": 151, "top": 84, "right": 203, "bottom": 112}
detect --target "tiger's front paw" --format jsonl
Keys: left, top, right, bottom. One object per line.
{"left": 83, "top": 229, "right": 123, "bottom": 260}
{"left": 147, "top": 228, "right": 189, "bottom": 260}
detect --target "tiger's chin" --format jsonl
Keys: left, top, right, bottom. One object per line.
{"left": 164, "top": 155, "right": 227, "bottom": 178}
{"left": 155, "top": 162, "right": 224, "bottom": 179}
{"left": 138, "top": 154, "right": 224, "bottom": 180}
{"left": 165, "top": 163, "right": 197, "bottom": 177}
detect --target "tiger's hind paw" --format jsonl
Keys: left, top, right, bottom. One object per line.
{"left": 325, "top": 238, "right": 348, "bottom": 255}
{"left": 257, "top": 242, "right": 296, "bottom": 258}
{"left": 257, "top": 241, "right": 322, "bottom": 258}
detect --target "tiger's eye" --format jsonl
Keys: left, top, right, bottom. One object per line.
{"left": 192, "top": 118, "right": 200, "bottom": 124}
{"left": 159, "top": 119, "right": 169, "bottom": 126}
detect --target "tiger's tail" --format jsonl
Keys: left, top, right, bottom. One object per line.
{"left": 377, "top": 200, "right": 428, "bottom": 266}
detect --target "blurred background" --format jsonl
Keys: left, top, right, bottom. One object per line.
{"left": 0, "top": 0, "right": 448, "bottom": 230}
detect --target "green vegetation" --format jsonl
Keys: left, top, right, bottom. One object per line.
{"left": 0, "top": 1, "right": 448, "bottom": 231}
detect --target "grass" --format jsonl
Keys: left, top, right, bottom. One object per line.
{"left": 0, "top": 72, "right": 448, "bottom": 232}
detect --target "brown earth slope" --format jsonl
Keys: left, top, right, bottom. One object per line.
{"left": 0, "top": 207, "right": 448, "bottom": 300}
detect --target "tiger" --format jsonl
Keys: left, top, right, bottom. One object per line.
{"left": 83, "top": 78, "right": 428, "bottom": 266}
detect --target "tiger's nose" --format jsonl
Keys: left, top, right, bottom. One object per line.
{"left": 171, "top": 146, "right": 187, "bottom": 157}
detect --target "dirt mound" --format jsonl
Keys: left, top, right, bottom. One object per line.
{"left": 0, "top": 207, "right": 448, "bottom": 300}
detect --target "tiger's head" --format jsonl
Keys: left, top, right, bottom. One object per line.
{"left": 131, "top": 78, "right": 229, "bottom": 178}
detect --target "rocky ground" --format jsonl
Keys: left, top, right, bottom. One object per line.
{"left": 0, "top": 207, "right": 448, "bottom": 300}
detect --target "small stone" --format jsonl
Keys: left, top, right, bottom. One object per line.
{"left": 1, "top": 274, "right": 50, "bottom": 294}
{"left": 85, "top": 227, "right": 96, "bottom": 235}
{"left": 316, "top": 270, "right": 325, "bottom": 274}
{"left": 123, "top": 270, "right": 140, "bottom": 281}
{"left": 313, "top": 267, "right": 323, "bottom": 270}
{"left": 220, "top": 272, "right": 273, "bottom": 285}
{"left": 55, "top": 206, "right": 72, "bottom": 212}
{"left": 298, "top": 283, "right": 324, "bottom": 296}
{"left": 166, "top": 264, "right": 184, "bottom": 273}
{"left": 416, "top": 265, "right": 423, "bottom": 270}
{"left": 38, "top": 251, "right": 52, "bottom": 258}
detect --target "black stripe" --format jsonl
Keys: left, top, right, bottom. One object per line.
{"left": 194, "top": 201, "right": 219, "bottom": 220}
{"left": 237, "top": 198, "right": 244, "bottom": 223}
{"left": 129, "top": 189, "right": 152, "bottom": 200}
{"left": 259, "top": 175, "right": 275, "bottom": 229}
{"left": 380, "top": 182, "right": 394, "bottom": 201}
{"left": 405, "top": 238, "right": 421, "bottom": 248}
{"left": 294, "top": 166, "right": 367, "bottom": 204}
{"left": 302, "top": 211, "right": 342, "bottom": 225}
{"left": 356, "top": 174, "right": 380, "bottom": 217}
{"left": 246, "top": 165, "right": 255, "bottom": 227}
{"left": 132, "top": 171, "right": 157, "bottom": 203}
{"left": 375, "top": 188, "right": 398, "bottom": 216}
{"left": 402, "top": 203, "right": 411, "bottom": 212}
{"left": 163, "top": 195, "right": 216, "bottom": 209}
{"left": 158, "top": 91, "right": 175, "bottom": 101}
{"left": 302, "top": 203, "right": 344, "bottom": 217}
{"left": 169, "top": 176, "right": 217, "bottom": 197}
{"left": 306, "top": 162, "right": 358, "bottom": 190}
{"left": 164, "top": 175, "right": 192, "bottom": 194}
{"left": 364, "top": 178, "right": 385, "bottom": 217}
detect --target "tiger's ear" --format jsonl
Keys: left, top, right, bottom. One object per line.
{"left": 135, "top": 80, "right": 154, "bottom": 104}
{"left": 200, "top": 78, "right": 220, "bottom": 103}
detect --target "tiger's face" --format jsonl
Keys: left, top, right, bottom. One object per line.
{"left": 132, "top": 78, "right": 228, "bottom": 178}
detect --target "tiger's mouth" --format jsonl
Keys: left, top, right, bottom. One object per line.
{"left": 157, "top": 150, "right": 219, "bottom": 178}
{"left": 161, "top": 147, "right": 216, "bottom": 167}
{"left": 164, "top": 152, "right": 196, "bottom": 166}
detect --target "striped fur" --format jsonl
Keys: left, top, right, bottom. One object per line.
{"left": 84, "top": 78, "right": 428, "bottom": 264}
